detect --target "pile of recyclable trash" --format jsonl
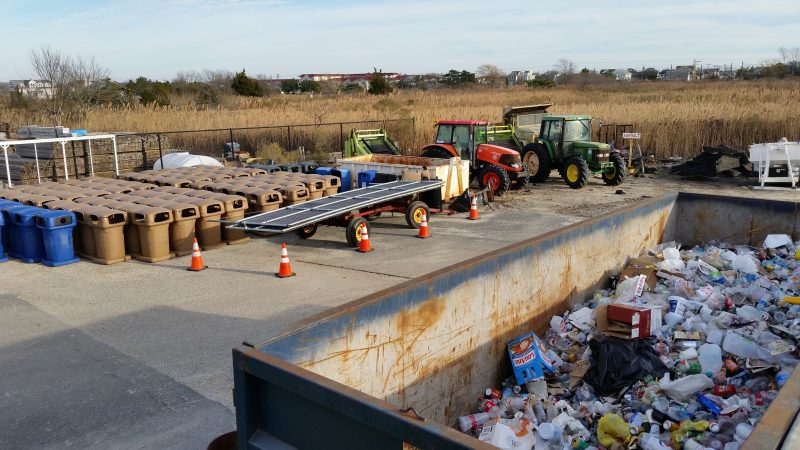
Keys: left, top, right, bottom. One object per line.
{"left": 458, "top": 235, "right": 800, "bottom": 450}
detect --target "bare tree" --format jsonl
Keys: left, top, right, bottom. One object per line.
{"left": 476, "top": 64, "right": 506, "bottom": 85}
{"left": 555, "top": 59, "right": 576, "bottom": 75}
{"left": 778, "top": 46, "right": 789, "bottom": 63}
{"left": 30, "top": 45, "right": 110, "bottom": 125}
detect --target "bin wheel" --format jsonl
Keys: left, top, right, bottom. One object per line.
{"left": 295, "top": 224, "right": 318, "bottom": 239}
{"left": 405, "top": 201, "right": 430, "bottom": 229}
{"left": 346, "top": 216, "right": 368, "bottom": 247}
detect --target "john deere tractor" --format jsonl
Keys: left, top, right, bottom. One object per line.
{"left": 519, "top": 115, "right": 625, "bottom": 189}
{"left": 421, "top": 120, "right": 528, "bottom": 195}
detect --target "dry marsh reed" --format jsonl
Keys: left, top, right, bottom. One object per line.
{"left": 2, "top": 80, "right": 798, "bottom": 158}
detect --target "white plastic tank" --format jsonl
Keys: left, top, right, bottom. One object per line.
{"left": 152, "top": 152, "right": 224, "bottom": 170}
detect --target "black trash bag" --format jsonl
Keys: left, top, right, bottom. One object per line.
{"left": 583, "top": 334, "right": 668, "bottom": 396}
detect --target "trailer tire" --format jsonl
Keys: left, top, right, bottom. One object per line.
{"left": 562, "top": 156, "right": 589, "bottom": 189}
{"left": 478, "top": 165, "right": 511, "bottom": 195}
{"left": 521, "top": 144, "right": 551, "bottom": 183}
{"left": 602, "top": 153, "right": 626, "bottom": 186}
{"left": 295, "top": 224, "right": 318, "bottom": 239}
{"left": 346, "top": 217, "right": 368, "bottom": 247}
{"left": 405, "top": 201, "right": 430, "bottom": 229}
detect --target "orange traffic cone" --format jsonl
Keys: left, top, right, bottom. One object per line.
{"left": 276, "top": 243, "right": 296, "bottom": 278}
{"left": 187, "top": 238, "right": 206, "bottom": 271}
{"left": 468, "top": 195, "right": 480, "bottom": 220}
{"left": 357, "top": 224, "right": 373, "bottom": 253}
{"left": 417, "top": 213, "right": 430, "bottom": 239}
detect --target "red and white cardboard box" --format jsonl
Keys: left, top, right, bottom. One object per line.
{"left": 604, "top": 303, "right": 663, "bottom": 338}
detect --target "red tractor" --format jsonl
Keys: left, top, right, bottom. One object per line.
{"left": 421, "top": 120, "right": 528, "bottom": 195}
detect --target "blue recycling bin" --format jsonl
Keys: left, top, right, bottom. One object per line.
{"left": 35, "top": 210, "right": 80, "bottom": 267}
{"left": 0, "top": 210, "right": 7, "bottom": 262}
{"left": 9, "top": 206, "right": 45, "bottom": 263}
{"left": 314, "top": 167, "right": 333, "bottom": 176}
{"left": 357, "top": 170, "right": 378, "bottom": 188}
{"left": 2, "top": 204, "right": 28, "bottom": 259}
{"left": 331, "top": 168, "right": 351, "bottom": 192}
{"left": 0, "top": 199, "right": 19, "bottom": 255}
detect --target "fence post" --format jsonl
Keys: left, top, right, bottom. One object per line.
{"left": 157, "top": 133, "right": 163, "bottom": 167}
{"left": 229, "top": 128, "right": 235, "bottom": 153}
{"left": 287, "top": 126, "right": 291, "bottom": 150}
{"left": 340, "top": 123, "right": 344, "bottom": 152}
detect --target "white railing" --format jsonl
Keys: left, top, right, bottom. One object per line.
{"left": 1, "top": 134, "right": 118, "bottom": 186}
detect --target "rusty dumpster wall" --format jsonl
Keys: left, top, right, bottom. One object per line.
{"left": 258, "top": 194, "right": 680, "bottom": 426}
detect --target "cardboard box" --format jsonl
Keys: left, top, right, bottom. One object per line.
{"left": 620, "top": 256, "right": 661, "bottom": 290}
{"left": 596, "top": 303, "right": 663, "bottom": 339}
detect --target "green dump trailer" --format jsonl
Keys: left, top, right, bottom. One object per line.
{"left": 343, "top": 128, "right": 402, "bottom": 158}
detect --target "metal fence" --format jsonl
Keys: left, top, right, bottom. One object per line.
{"left": 118, "top": 117, "right": 416, "bottom": 163}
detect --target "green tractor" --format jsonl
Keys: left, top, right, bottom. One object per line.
{"left": 519, "top": 115, "right": 625, "bottom": 189}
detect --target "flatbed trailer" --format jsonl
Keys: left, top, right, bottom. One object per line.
{"left": 228, "top": 180, "right": 445, "bottom": 246}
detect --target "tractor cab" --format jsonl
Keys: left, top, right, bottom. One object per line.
{"left": 519, "top": 115, "right": 625, "bottom": 189}
{"left": 421, "top": 120, "right": 528, "bottom": 194}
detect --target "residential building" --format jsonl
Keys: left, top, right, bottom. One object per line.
{"left": 507, "top": 70, "right": 536, "bottom": 86}
{"left": 8, "top": 79, "right": 54, "bottom": 98}
{"left": 298, "top": 73, "right": 403, "bottom": 84}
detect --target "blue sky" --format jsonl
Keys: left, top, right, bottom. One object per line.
{"left": 1, "top": 0, "right": 798, "bottom": 81}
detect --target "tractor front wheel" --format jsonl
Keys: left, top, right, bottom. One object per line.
{"left": 521, "top": 144, "right": 551, "bottom": 183}
{"left": 510, "top": 175, "right": 528, "bottom": 190}
{"left": 478, "top": 165, "right": 511, "bottom": 195}
{"left": 562, "top": 157, "right": 589, "bottom": 189}
{"left": 602, "top": 153, "right": 626, "bottom": 186}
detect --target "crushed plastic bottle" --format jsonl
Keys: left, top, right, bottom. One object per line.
{"left": 455, "top": 236, "right": 800, "bottom": 449}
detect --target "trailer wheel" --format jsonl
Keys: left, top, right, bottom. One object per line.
{"left": 346, "top": 217, "right": 368, "bottom": 247}
{"left": 405, "top": 201, "right": 430, "bottom": 229}
{"left": 295, "top": 224, "right": 318, "bottom": 239}
{"left": 602, "top": 153, "right": 626, "bottom": 186}
{"left": 359, "top": 208, "right": 382, "bottom": 221}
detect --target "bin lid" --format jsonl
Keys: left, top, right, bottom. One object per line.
{"left": 34, "top": 210, "right": 77, "bottom": 229}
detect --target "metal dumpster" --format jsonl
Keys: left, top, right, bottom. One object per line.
{"left": 231, "top": 192, "right": 800, "bottom": 450}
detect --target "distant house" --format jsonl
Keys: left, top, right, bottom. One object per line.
{"left": 298, "top": 73, "right": 403, "bottom": 84}
{"left": 659, "top": 68, "right": 694, "bottom": 81}
{"left": 9, "top": 79, "right": 54, "bottom": 98}
{"left": 507, "top": 70, "right": 536, "bottom": 86}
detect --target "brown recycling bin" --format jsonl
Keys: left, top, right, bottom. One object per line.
{"left": 191, "top": 192, "right": 249, "bottom": 245}
{"left": 88, "top": 208, "right": 128, "bottom": 264}
{"left": 241, "top": 167, "right": 267, "bottom": 177}
{"left": 132, "top": 206, "right": 175, "bottom": 263}
{"left": 315, "top": 174, "right": 341, "bottom": 196}
{"left": 48, "top": 191, "right": 87, "bottom": 202}
{"left": 112, "top": 202, "right": 146, "bottom": 258}
{"left": 234, "top": 187, "right": 283, "bottom": 213}
{"left": 73, "top": 206, "right": 101, "bottom": 259}
{"left": 186, "top": 197, "right": 225, "bottom": 250}
{"left": 190, "top": 180, "right": 218, "bottom": 191}
{"left": 28, "top": 194, "right": 61, "bottom": 207}
{"left": 160, "top": 177, "right": 193, "bottom": 188}
{"left": 159, "top": 202, "right": 200, "bottom": 255}
{"left": 291, "top": 176, "right": 325, "bottom": 200}
{"left": 75, "top": 196, "right": 118, "bottom": 206}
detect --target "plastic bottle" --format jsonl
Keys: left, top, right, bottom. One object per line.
{"left": 733, "top": 423, "right": 752, "bottom": 443}
{"left": 776, "top": 370, "right": 791, "bottom": 387}
{"left": 736, "top": 305, "right": 769, "bottom": 321}
{"left": 722, "top": 332, "right": 769, "bottom": 360}
{"left": 698, "top": 343, "right": 723, "bottom": 375}
{"left": 694, "top": 392, "right": 722, "bottom": 416}
{"left": 458, "top": 412, "right": 491, "bottom": 432}
{"left": 639, "top": 433, "right": 670, "bottom": 450}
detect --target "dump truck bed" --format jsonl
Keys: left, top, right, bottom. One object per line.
{"left": 233, "top": 193, "right": 800, "bottom": 450}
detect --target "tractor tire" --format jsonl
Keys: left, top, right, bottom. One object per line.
{"left": 562, "top": 157, "right": 589, "bottom": 189}
{"left": 478, "top": 165, "right": 511, "bottom": 195}
{"left": 510, "top": 175, "right": 529, "bottom": 190}
{"left": 295, "top": 224, "right": 318, "bottom": 239}
{"left": 346, "top": 216, "right": 368, "bottom": 247}
{"left": 405, "top": 201, "right": 430, "bottom": 229}
{"left": 602, "top": 153, "right": 626, "bottom": 186}
{"left": 421, "top": 147, "right": 454, "bottom": 160}
{"left": 521, "top": 144, "right": 551, "bottom": 183}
